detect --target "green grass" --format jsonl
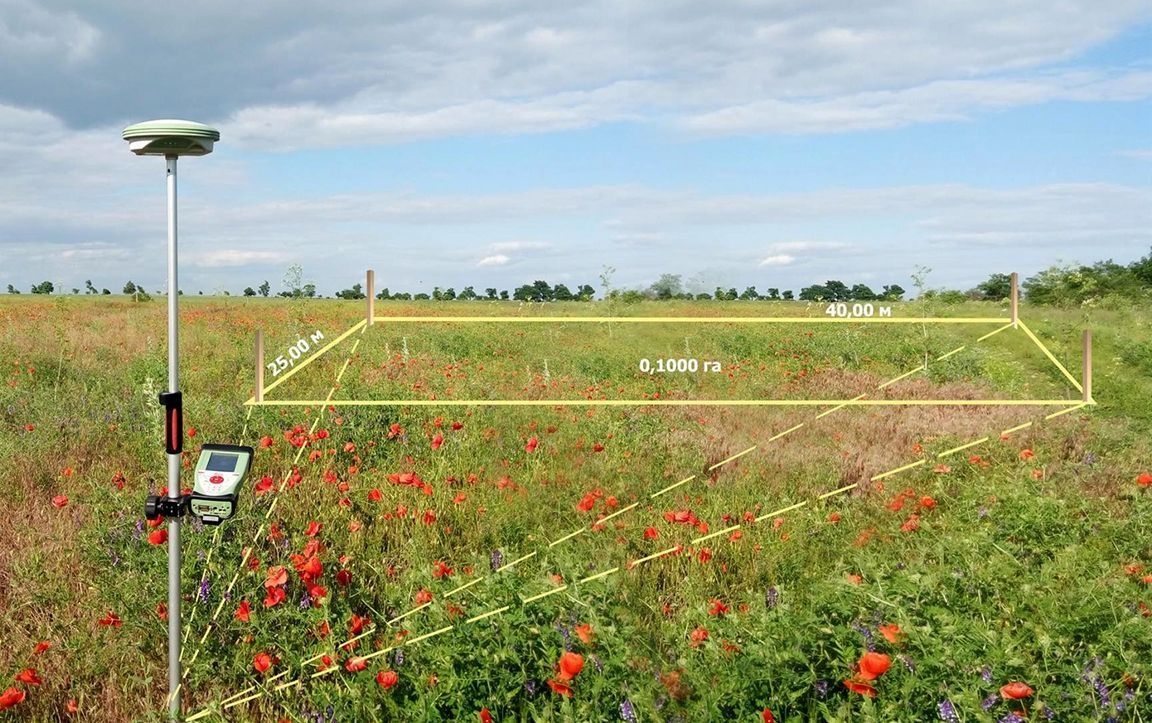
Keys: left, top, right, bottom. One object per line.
{"left": 0, "top": 296, "right": 1150, "bottom": 721}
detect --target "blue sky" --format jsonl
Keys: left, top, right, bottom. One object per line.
{"left": 0, "top": 1, "right": 1148, "bottom": 296}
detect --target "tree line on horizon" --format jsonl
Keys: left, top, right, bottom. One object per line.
{"left": 7, "top": 248, "right": 1150, "bottom": 306}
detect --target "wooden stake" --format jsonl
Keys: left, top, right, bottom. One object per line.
{"left": 255, "top": 330, "right": 264, "bottom": 403}
{"left": 366, "top": 269, "right": 375, "bottom": 327}
{"left": 1010, "top": 272, "right": 1018, "bottom": 328}
{"left": 1082, "top": 329, "right": 1092, "bottom": 403}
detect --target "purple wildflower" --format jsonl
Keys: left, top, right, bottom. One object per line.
{"left": 899, "top": 654, "right": 916, "bottom": 673}
{"left": 998, "top": 714, "right": 1025, "bottom": 723}
{"left": 393, "top": 648, "right": 405, "bottom": 667}
{"left": 937, "top": 699, "right": 959, "bottom": 722}
{"left": 198, "top": 578, "right": 211, "bottom": 603}
{"left": 982, "top": 665, "right": 994, "bottom": 683}
{"left": 490, "top": 549, "right": 504, "bottom": 571}
{"left": 299, "top": 592, "right": 312, "bottom": 609}
{"left": 814, "top": 680, "right": 829, "bottom": 699}
{"left": 851, "top": 622, "right": 876, "bottom": 651}
{"left": 619, "top": 699, "right": 638, "bottom": 722}
{"left": 765, "top": 586, "right": 778, "bottom": 610}
{"left": 133, "top": 520, "right": 144, "bottom": 539}
{"left": 982, "top": 694, "right": 999, "bottom": 711}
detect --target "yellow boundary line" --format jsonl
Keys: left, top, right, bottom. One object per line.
{"left": 250, "top": 398, "right": 1085, "bottom": 407}
{"left": 192, "top": 319, "right": 1089, "bottom": 716}
{"left": 259, "top": 318, "right": 366, "bottom": 398}
{"left": 372, "top": 316, "right": 1007, "bottom": 324}
{"left": 1016, "top": 320, "right": 1083, "bottom": 392}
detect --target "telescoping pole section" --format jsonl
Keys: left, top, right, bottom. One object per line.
{"left": 165, "top": 155, "right": 182, "bottom": 721}
{"left": 1010, "top": 272, "right": 1019, "bottom": 328}
{"left": 366, "top": 269, "right": 375, "bottom": 326}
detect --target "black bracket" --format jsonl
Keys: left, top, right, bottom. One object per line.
{"left": 145, "top": 494, "right": 189, "bottom": 521}
{"left": 159, "top": 391, "right": 183, "bottom": 455}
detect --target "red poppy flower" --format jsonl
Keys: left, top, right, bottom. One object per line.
{"left": 592, "top": 442, "right": 605, "bottom": 452}
{"left": 254, "top": 476, "right": 275, "bottom": 496}
{"left": 98, "top": 611, "right": 121, "bottom": 627}
{"left": 689, "top": 627, "right": 709, "bottom": 647}
{"left": 546, "top": 679, "right": 573, "bottom": 696}
{"left": 336, "top": 569, "right": 352, "bottom": 587}
{"left": 33, "top": 641, "right": 50, "bottom": 655}
{"left": 525, "top": 437, "right": 539, "bottom": 453}
{"left": 1000, "top": 682, "right": 1034, "bottom": 700}
{"left": 827, "top": 512, "right": 842, "bottom": 524}
{"left": 1137, "top": 472, "right": 1152, "bottom": 487}
{"left": 235, "top": 600, "right": 252, "bottom": 622}
{"left": 556, "top": 652, "right": 584, "bottom": 681}
{"left": 147, "top": 529, "right": 168, "bottom": 545}
{"left": 304, "top": 521, "right": 322, "bottom": 537}
{"left": 643, "top": 526, "right": 659, "bottom": 539}
{"left": 265, "top": 566, "right": 288, "bottom": 589}
{"left": 66, "top": 699, "right": 78, "bottom": 714}
{"left": 376, "top": 670, "right": 399, "bottom": 689}
{"left": 478, "top": 708, "right": 493, "bottom": 723}
{"left": 345, "top": 656, "right": 368, "bottom": 672}
{"left": 253, "top": 652, "right": 273, "bottom": 674}
{"left": 263, "top": 586, "right": 286, "bottom": 608}
{"left": 857, "top": 652, "right": 891, "bottom": 681}
{"left": 52, "top": 494, "right": 69, "bottom": 508}
{"left": 708, "top": 599, "right": 730, "bottom": 617}
{"left": 433, "top": 560, "right": 453, "bottom": 579}
{"left": 414, "top": 588, "right": 433, "bottom": 605}
{"left": 451, "top": 420, "right": 464, "bottom": 430}
{"left": 15, "top": 668, "right": 41, "bottom": 686}
{"left": 156, "top": 603, "right": 168, "bottom": 621}
{"left": 259, "top": 435, "right": 274, "bottom": 448}
{"left": 843, "top": 679, "right": 877, "bottom": 697}
{"left": 431, "top": 433, "right": 444, "bottom": 450}
{"left": 574, "top": 624, "right": 593, "bottom": 645}
{"left": 878, "top": 624, "right": 904, "bottom": 644}
{"left": 0, "top": 687, "right": 26, "bottom": 710}
{"left": 1019, "top": 449, "right": 1035, "bottom": 460}
{"left": 762, "top": 709, "right": 775, "bottom": 723}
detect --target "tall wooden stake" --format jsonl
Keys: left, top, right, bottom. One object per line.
{"left": 255, "top": 330, "right": 264, "bottom": 403}
{"left": 1010, "top": 272, "right": 1019, "bottom": 328}
{"left": 367, "top": 269, "right": 375, "bottom": 327}
{"left": 1082, "top": 329, "right": 1092, "bottom": 403}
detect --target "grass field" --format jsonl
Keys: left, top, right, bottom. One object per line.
{"left": 1, "top": 295, "right": 1150, "bottom": 721}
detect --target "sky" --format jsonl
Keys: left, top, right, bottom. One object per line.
{"left": 0, "top": 0, "right": 1149, "bottom": 297}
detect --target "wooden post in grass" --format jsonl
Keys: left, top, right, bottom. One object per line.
{"left": 366, "top": 269, "right": 375, "bottom": 327}
{"left": 1010, "top": 272, "right": 1019, "bottom": 328}
{"left": 254, "top": 330, "right": 264, "bottom": 403}
{"left": 1082, "top": 329, "right": 1092, "bottom": 403}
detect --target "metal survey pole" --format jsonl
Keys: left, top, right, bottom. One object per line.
{"left": 122, "top": 119, "right": 220, "bottom": 722}
{"left": 165, "top": 154, "right": 183, "bottom": 722}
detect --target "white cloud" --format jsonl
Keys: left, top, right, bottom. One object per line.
{"left": 759, "top": 254, "right": 796, "bottom": 267}
{"left": 682, "top": 71, "right": 1152, "bottom": 135}
{"left": 188, "top": 250, "right": 292, "bottom": 268}
{"left": 767, "top": 241, "right": 849, "bottom": 252}
{"left": 490, "top": 240, "right": 550, "bottom": 252}
{"left": 477, "top": 254, "right": 511, "bottom": 267}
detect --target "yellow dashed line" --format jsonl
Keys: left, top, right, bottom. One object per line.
{"left": 466, "top": 606, "right": 510, "bottom": 624}
{"left": 871, "top": 459, "right": 926, "bottom": 481}
{"left": 707, "top": 444, "right": 758, "bottom": 471}
{"left": 650, "top": 475, "right": 696, "bottom": 499}
{"left": 937, "top": 437, "right": 989, "bottom": 458}
{"left": 578, "top": 567, "right": 619, "bottom": 584}
{"left": 522, "top": 585, "right": 568, "bottom": 604}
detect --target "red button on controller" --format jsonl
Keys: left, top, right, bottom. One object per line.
{"left": 210, "top": 474, "right": 224, "bottom": 484}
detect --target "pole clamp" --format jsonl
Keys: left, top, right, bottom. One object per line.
{"left": 159, "top": 391, "right": 183, "bottom": 455}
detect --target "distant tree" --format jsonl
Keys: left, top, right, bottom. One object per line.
{"left": 302, "top": 283, "right": 316, "bottom": 298}
{"left": 7, "top": 284, "right": 20, "bottom": 294}
{"left": 85, "top": 279, "right": 97, "bottom": 294}
{"left": 1131, "top": 247, "right": 1152, "bottom": 286}
{"left": 576, "top": 284, "right": 596, "bottom": 301}
{"left": 123, "top": 281, "right": 137, "bottom": 295}
{"left": 243, "top": 287, "right": 257, "bottom": 297}
{"left": 824, "top": 280, "right": 851, "bottom": 301}
{"left": 485, "top": 287, "right": 498, "bottom": 300}
{"left": 258, "top": 280, "right": 270, "bottom": 297}
{"left": 432, "top": 287, "right": 443, "bottom": 301}
{"left": 442, "top": 287, "right": 457, "bottom": 301}
{"left": 101, "top": 288, "right": 110, "bottom": 295}
{"left": 376, "top": 288, "right": 391, "bottom": 300}
{"left": 512, "top": 284, "right": 533, "bottom": 302}
{"left": 532, "top": 280, "right": 553, "bottom": 302}
{"left": 393, "top": 291, "right": 411, "bottom": 300}
{"left": 973, "top": 273, "right": 1012, "bottom": 301}
{"left": 765, "top": 288, "right": 780, "bottom": 300}
{"left": 782, "top": 290, "right": 794, "bottom": 300}
{"left": 695, "top": 292, "right": 711, "bottom": 300}
{"left": 552, "top": 283, "right": 574, "bottom": 301}
{"left": 739, "top": 286, "right": 760, "bottom": 301}
{"left": 849, "top": 284, "right": 877, "bottom": 301}
{"left": 72, "top": 288, "right": 80, "bottom": 295}
{"left": 459, "top": 286, "right": 478, "bottom": 300}
{"left": 414, "top": 292, "right": 431, "bottom": 300}
{"left": 880, "top": 284, "right": 906, "bottom": 301}
{"left": 798, "top": 284, "right": 828, "bottom": 301}
{"left": 336, "top": 283, "right": 365, "bottom": 300}
{"left": 31, "top": 281, "right": 54, "bottom": 294}
{"left": 648, "top": 273, "right": 683, "bottom": 300}
{"left": 499, "top": 290, "right": 509, "bottom": 300}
